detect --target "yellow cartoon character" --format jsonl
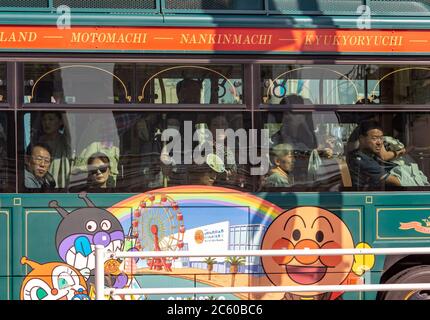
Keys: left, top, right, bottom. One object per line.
{"left": 20, "top": 257, "right": 89, "bottom": 300}
{"left": 261, "top": 206, "right": 374, "bottom": 300}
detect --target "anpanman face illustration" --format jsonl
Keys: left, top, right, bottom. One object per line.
{"left": 104, "top": 259, "right": 121, "bottom": 276}
{"left": 194, "top": 230, "right": 204, "bottom": 244}
{"left": 261, "top": 207, "right": 355, "bottom": 296}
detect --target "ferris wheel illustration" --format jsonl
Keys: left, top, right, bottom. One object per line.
{"left": 132, "top": 193, "right": 185, "bottom": 272}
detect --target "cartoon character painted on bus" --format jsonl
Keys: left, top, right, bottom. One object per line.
{"left": 20, "top": 257, "right": 89, "bottom": 300}
{"left": 49, "top": 192, "right": 131, "bottom": 294}
{"left": 261, "top": 206, "right": 375, "bottom": 300}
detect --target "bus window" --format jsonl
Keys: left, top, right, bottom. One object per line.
{"left": 19, "top": 111, "right": 252, "bottom": 192}
{"left": 23, "top": 63, "right": 134, "bottom": 104}
{"left": 261, "top": 64, "right": 365, "bottom": 105}
{"left": 368, "top": 65, "right": 430, "bottom": 104}
{"left": 261, "top": 111, "right": 350, "bottom": 191}
{"left": 260, "top": 111, "right": 430, "bottom": 191}
{"left": 117, "top": 111, "right": 252, "bottom": 192}
{"left": 137, "top": 64, "right": 243, "bottom": 105}
{"left": 20, "top": 111, "right": 120, "bottom": 192}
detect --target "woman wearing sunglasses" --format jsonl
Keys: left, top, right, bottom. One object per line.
{"left": 86, "top": 152, "right": 112, "bottom": 190}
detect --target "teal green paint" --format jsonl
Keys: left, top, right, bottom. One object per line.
{"left": 25, "top": 210, "right": 61, "bottom": 267}
{"left": 377, "top": 208, "right": 430, "bottom": 239}
{"left": 331, "top": 208, "right": 362, "bottom": 244}
{"left": 0, "top": 210, "right": 10, "bottom": 300}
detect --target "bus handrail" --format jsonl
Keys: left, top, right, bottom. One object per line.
{"left": 95, "top": 245, "right": 430, "bottom": 300}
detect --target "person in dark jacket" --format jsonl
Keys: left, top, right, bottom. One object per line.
{"left": 25, "top": 142, "right": 56, "bottom": 190}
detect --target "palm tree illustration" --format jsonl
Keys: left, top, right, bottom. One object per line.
{"left": 204, "top": 257, "right": 217, "bottom": 280}
{"left": 224, "top": 256, "right": 246, "bottom": 287}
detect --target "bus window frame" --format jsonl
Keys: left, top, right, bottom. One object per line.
{"left": 14, "top": 56, "right": 252, "bottom": 193}
{"left": 0, "top": 62, "right": 11, "bottom": 108}
{"left": 0, "top": 63, "right": 16, "bottom": 193}
{"left": 0, "top": 109, "right": 16, "bottom": 193}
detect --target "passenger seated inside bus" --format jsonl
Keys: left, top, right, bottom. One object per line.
{"left": 70, "top": 152, "right": 114, "bottom": 192}
{"left": 263, "top": 143, "right": 295, "bottom": 188}
{"left": 36, "top": 111, "right": 71, "bottom": 188}
{"left": 176, "top": 78, "right": 202, "bottom": 104}
{"left": 25, "top": 142, "right": 56, "bottom": 190}
{"left": 87, "top": 152, "right": 114, "bottom": 190}
{"left": 269, "top": 95, "right": 317, "bottom": 184}
{"left": 266, "top": 105, "right": 359, "bottom": 190}
{"left": 191, "top": 113, "right": 250, "bottom": 189}
{"left": 70, "top": 113, "right": 120, "bottom": 189}
{"left": 347, "top": 121, "right": 402, "bottom": 189}
{"left": 273, "top": 96, "right": 346, "bottom": 188}
{"left": 159, "top": 115, "right": 186, "bottom": 187}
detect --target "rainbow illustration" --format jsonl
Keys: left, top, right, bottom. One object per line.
{"left": 108, "top": 185, "right": 284, "bottom": 230}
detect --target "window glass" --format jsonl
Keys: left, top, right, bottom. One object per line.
{"left": 260, "top": 111, "right": 430, "bottom": 191}
{"left": 261, "top": 65, "right": 365, "bottom": 105}
{"left": 21, "top": 111, "right": 119, "bottom": 190}
{"left": 137, "top": 64, "right": 243, "bottom": 104}
{"left": 24, "top": 63, "right": 134, "bottom": 104}
{"left": 117, "top": 111, "right": 252, "bottom": 191}
{"left": 24, "top": 63, "right": 244, "bottom": 105}
{"left": 20, "top": 111, "right": 252, "bottom": 192}
{"left": 368, "top": 65, "right": 430, "bottom": 104}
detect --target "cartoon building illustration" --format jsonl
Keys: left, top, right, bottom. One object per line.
{"left": 167, "top": 221, "right": 267, "bottom": 274}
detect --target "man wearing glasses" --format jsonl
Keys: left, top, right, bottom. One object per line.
{"left": 25, "top": 142, "right": 56, "bottom": 189}
{"left": 347, "top": 121, "right": 401, "bottom": 189}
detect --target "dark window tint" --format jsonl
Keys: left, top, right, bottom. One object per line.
{"left": 118, "top": 111, "right": 251, "bottom": 191}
